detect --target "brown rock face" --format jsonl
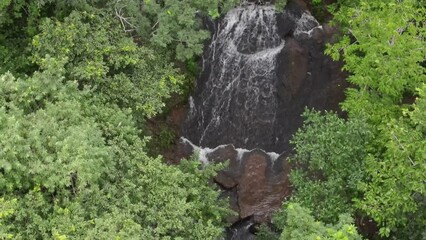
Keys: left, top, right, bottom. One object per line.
{"left": 280, "top": 38, "right": 308, "bottom": 97}
{"left": 184, "top": 1, "right": 347, "bottom": 154}
{"left": 179, "top": 1, "right": 347, "bottom": 238}
{"left": 209, "top": 145, "right": 240, "bottom": 189}
{"left": 178, "top": 139, "right": 292, "bottom": 224}
{"left": 237, "top": 151, "right": 291, "bottom": 222}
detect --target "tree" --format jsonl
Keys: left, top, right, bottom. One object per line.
{"left": 287, "top": 0, "right": 425, "bottom": 237}
{"left": 0, "top": 1, "right": 236, "bottom": 237}
{"left": 0, "top": 0, "right": 104, "bottom": 74}
{"left": 257, "top": 203, "right": 363, "bottom": 240}
{"left": 31, "top": 10, "right": 184, "bottom": 119}
{"left": 0, "top": 0, "right": 241, "bottom": 72}
{"left": 288, "top": 110, "right": 373, "bottom": 223}
{"left": 355, "top": 84, "right": 426, "bottom": 238}
{"left": 110, "top": 0, "right": 240, "bottom": 60}
{"left": 0, "top": 198, "right": 16, "bottom": 239}
{"left": 327, "top": 0, "right": 425, "bottom": 122}
{"left": 0, "top": 57, "right": 232, "bottom": 239}
{"left": 325, "top": 0, "right": 425, "bottom": 236}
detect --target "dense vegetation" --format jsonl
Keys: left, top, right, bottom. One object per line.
{"left": 261, "top": 0, "right": 425, "bottom": 239}
{"left": 0, "top": 0, "right": 238, "bottom": 239}
{"left": 0, "top": 0, "right": 424, "bottom": 239}
{"left": 257, "top": 202, "right": 363, "bottom": 240}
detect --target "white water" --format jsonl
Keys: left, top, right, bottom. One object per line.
{"left": 184, "top": 4, "right": 322, "bottom": 160}
{"left": 293, "top": 12, "right": 321, "bottom": 38}
{"left": 187, "top": 4, "right": 285, "bottom": 149}
{"left": 181, "top": 137, "right": 281, "bottom": 164}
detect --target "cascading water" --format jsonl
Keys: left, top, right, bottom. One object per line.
{"left": 184, "top": 4, "right": 286, "bottom": 153}
{"left": 180, "top": 2, "right": 344, "bottom": 239}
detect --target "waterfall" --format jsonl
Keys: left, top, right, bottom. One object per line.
{"left": 184, "top": 4, "right": 285, "bottom": 152}
{"left": 180, "top": 3, "right": 342, "bottom": 239}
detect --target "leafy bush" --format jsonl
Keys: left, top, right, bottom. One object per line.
{"left": 0, "top": 63, "right": 232, "bottom": 239}
{"left": 323, "top": 0, "right": 426, "bottom": 236}
{"left": 257, "top": 203, "right": 363, "bottom": 240}
{"left": 32, "top": 11, "right": 184, "bottom": 119}
{"left": 289, "top": 110, "right": 373, "bottom": 223}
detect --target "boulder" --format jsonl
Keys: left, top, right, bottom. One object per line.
{"left": 237, "top": 150, "right": 292, "bottom": 222}
{"left": 177, "top": 139, "right": 292, "bottom": 224}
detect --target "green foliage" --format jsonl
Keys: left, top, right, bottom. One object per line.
{"left": 274, "top": 0, "right": 288, "bottom": 11}
{"left": 289, "top": 110, "right": 373, "bottom": 223}
{"left": 354, "top": 84, "right": 426, "bottom": 237}
{"left": 256, "top": 224, "right": 280, "bottom": 240}
{"left": 113, "top": 0, "right": 239, "bottom": 60}
{"left": 0, "top": 198, "right": 16, "bottom": 239}
{"left": 258, "top": 203, "right": 363, "bottom": 240}
{"left": 0, "top": 64, "right": 231, "bottom": 239}
{"left": 186, "top": 57, "right": 201, "bottom": 78}
{"left": 326, "top": 0, "right": 425, "bottom": 122}
{"left": 0, "top": 0, "right": 104, "bottom": 74}
{"left": 0, "top": 0, "right": 41, "bottom": 73}
{"left": 0, "top": 0, "right": 240, "bottom": 77}
{"left": 324, "top": 0, "right": 425, "bottom": 236}
{"left": 290, "top": 0, "right": 426, "bottom": 237}
{"left": 0, "top": 2, "right": 234, "bottom": 236}
{"left": 308, "top": 0, "right": 331, "bottom": 23}
{"left": 32, "top": 10, "right": 183, "bottom": 119}
{"left": 147, "top": 124, "right": 177, "bottom": 156}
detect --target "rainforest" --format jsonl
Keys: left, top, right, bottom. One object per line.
{"left": 0, "top": 0, "right": 425, "bottom": 239}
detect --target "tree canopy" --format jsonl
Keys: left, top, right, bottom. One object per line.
{"left": 278, "top": 0, "right": 426, "bottom": 238}
{"left": 0, "top": 0, "right": 238, "bottom": 239}
{"left": 0, "top": 0, "right": 424, "bottom": 239}
{"left": 258, "top": 203, "right": 363, "bottom": 240}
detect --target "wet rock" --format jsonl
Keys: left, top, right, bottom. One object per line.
{"left": 180, "top": 1, "right": 347, "bottom": 238}
{"left": 209, "top": 145, "right": 239, "bottom": 189}
{"left": 238, "top": 151, "right": 292, "bottom": 222}
{"left": 183, "top": 2, "right": 347, "bottom": 153}
{"left": 183, "top": 4, "right": 285, "bottom": 152}
{"left": 278, "top": 38, "right": 308, "bottom": 97}
{"left": 177, "top": 139, "right": 292, "bottom": 225}
{"left": 221, "top": 188, "right": 241, "bottom": 224}
{"left": 175, "top": 138, "right": 195, "bottom": 161}
{"left": 226, "top": 217, "right": 257, "bottom": 240}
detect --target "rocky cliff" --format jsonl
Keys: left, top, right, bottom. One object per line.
{"left": 179, "top": 0, "right": 347, "bottom": 238}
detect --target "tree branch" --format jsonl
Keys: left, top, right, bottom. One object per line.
{"left": 392, "top": 133, "right": 416, "bottom": 166}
